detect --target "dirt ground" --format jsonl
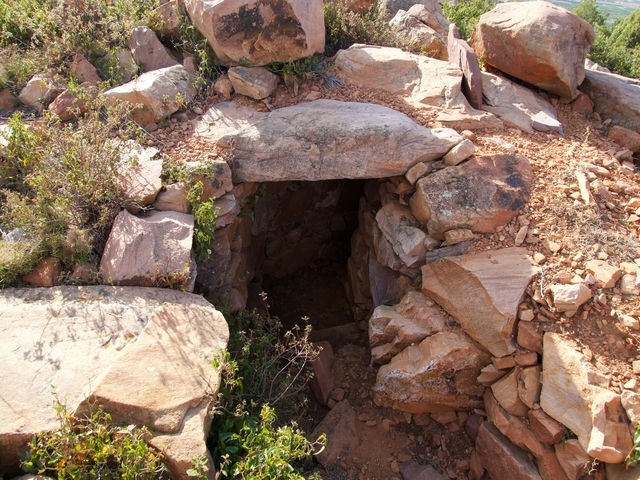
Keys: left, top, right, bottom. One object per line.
{"left": 155, "top": 71, "right": 640, "bottom": 479}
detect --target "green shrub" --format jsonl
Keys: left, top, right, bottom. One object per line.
{"left": 627, "top": 422, "right": 640, "bottom": 467}
{"left": 0, "top": 0, "right": 161, "bottom": 90}
{"left": 21, "top": 401, "right": 168, "bottom": 479}
{"left": 442, "top": 0, "right": 496, "bottom": 40}
{"left": 323, "top": 0, "right": 402, "bottom": 56}
{"left": 0, "top": 97, "right": 144, "bottom": 286}
{"left": 574, "top": 0, "right": 609, "bottom": 26}
{"left": 266, "top": 56, "right": 343, "bottom": 94}
{"left": 209, "top": 298, "right": 325, "bottom": 479}
{"left": 577, "top": 2, "right": 640, "bottom": 79}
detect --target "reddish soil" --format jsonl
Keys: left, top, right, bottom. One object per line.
{"left": 154, "top": 71, "right": 640, "bottom": 480}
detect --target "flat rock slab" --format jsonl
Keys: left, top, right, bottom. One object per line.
{"left": 334, "top": 44, "right": 501, "bottom": 129}
{"left": 194, "top": 99, "right": 462, "bottom": 182}
{"left": 481, "top": 71, "right": 562, "bottom": 134}
{"left": 0, "top": 286, "right": 229, "bottom": 477}
{"left": 373, "top": 330, "right": 490, "bottom": 413}
{"left": 422, "top": 247, "right": 540, "bottom": 357}
{"left": 540, "top": 332, "right": 632, "bottom": 463}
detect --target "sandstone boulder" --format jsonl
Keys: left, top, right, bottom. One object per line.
{"left": 334, "top": 44, "right": 501, "bottom": 129}
{"left": 608, "top": 125, "right": 640, "bottom": 152}
{"left": 153, "top": 182, "right": 190, "bottom": 213}
{"left": 0, "top": 286, "right": 228, "bottom": 478}
{"left": 129, "top": 26, "right": 180, "bottom": 72}
{"left": 375, "top": 201, "right": 427, "bottom": 268}
{"left": 0, "top": 88, "right": 17, "bottom": 110}
{"left": 48, "top": 82, "right": 95, "bottom": 121}
{"left": 554, "top": 439, "right": 591, "bottom": 480}
{"left": 18, "top": 73, "right": 63, "bottom": 108}
{"left": 491, "top": 368, "right": 530, "bottom": 417}
{"left": 183, "top": 0, "right": 325, "bottom": 66}
{"left": 194, "top": 100, "right": 462, "bottom": 182}
{"left": 584, "top": 259, "right": 622, "bottom": 289}
{"left": 227, "top": 66, "right": 279, "bottom": 100}
{"left": 540, "top": 332, "right": 633, "bottom": 463}
{"left": 476, "top": 422, "right": 542, "bottom": 480}
{"left": 422, "top": 247, "right": 540, "bottom": 357}
{"left": 481, "top": 71, "right": 562, "bottom": 134}
{"left": 116, "top": 141, "right": 163, "bottom": 210}
{"left": 99, "top": 210, "right": 194, "bottom": 289}
{"left": 389, "top": 4, "right": 448, "bottom": 59}
{"left": 313, "top": 400, "right": 359, "bottom": 467}
{"left": 580, "top": 69, "right": 640, "bottom": 132}
{"left": 550, "top": 283, "right": 592, "bottom": 313}
{"left": 470, "top": 1, "right": 594, "bottom": 99}
{"left": 22, "top": 256, "right": 61, "bottom": 287}
{"left": 378, "top": 0, "right": 445, "bottom": 18}
{"left": 104, "top": 65, "right": 197, "bottom": 125}
{"left": 70, "top": 53, "right": 101, "bottom": 84}
{"left": 373, "top": 330, "right": 490, "bottom": 413}
{"left": 485, "top": 390, "right": 545, "bottom": 459}
{"left": 411, "top": 154, "right": 533, "bottom": 240}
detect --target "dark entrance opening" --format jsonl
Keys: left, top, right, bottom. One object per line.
{"left": 248, "top": 179, "right": 368, "bottom": 346}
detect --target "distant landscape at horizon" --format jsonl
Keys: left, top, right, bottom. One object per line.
{"left": 545, "top": 0, "right": 639, "bottom": 21}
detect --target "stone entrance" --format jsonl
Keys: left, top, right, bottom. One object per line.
{"left": 228, "top": 179, "right": 366, "bottom": 340}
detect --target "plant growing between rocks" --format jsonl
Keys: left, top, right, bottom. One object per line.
{"left": 209, "top": 294, "right": 325, "bottom": 479}
{"left": 0, "top": 96, "right": 145, "bottom": 286}
{"left": 161, "top": 157, "right": 221, "bottom": 261}
{"left": 21, "top": 400, "right": 169, "bottom": 479}
{"left": 323, "top": 0, "right": 404, "bottom": 56}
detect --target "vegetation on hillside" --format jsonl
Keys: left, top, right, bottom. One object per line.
{"left": 574, "top": 0, "right": 640, "bottom": 78}
{"left": 1, "top": 0, "right": 640, "bottom": 477}
{"left": 442, "top": 0, "right": 496, "bottom": 40}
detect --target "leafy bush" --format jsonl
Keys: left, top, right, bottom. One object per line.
{"left": 209, "top": 297, "right": 325, "bottom": 479}
{"left": 21, "top": 401, "right": 168, "bottom": 479}
{"left": 442, "top": 0, "right": 496, "bottom": 40}
{"left": 266, "top": 56, "right": 344, "bottom": 95}
{"left": 576, "top": 1, "right": 640, "bottom": 78}
{"left": 161, "top": 158, "right": 223, "bottom": 262}
{"left": 0, "top": 97, "right": 144, "bottom": 286}
{"left": 323, "top": 0, "right": 403, "bottom": 56}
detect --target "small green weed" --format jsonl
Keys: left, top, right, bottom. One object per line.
{"left": 626, "top": 422, "right": 640, "bottom": 467}
{"left": 21, "top": 400, "right": 168, "bottom": 479}
{"left": 162, "top": 157, "right": 224, "bottom": 261}
{"left": 267, "top": 56, "right": 343, "bottom": 94}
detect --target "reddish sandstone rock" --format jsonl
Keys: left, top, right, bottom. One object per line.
{"left": 476, "top": 422, "right": 542, "bottom": 480}
{"left": 422, "top": 247, "right": 540, "bottom": 357}
{"left": 183, "top": 0, "right": 325, "bottom": 66}
{"left": 470, "top": 1, "right": 594, "bottom": 99}
{"left": 411, "top": 154, "right": 533, "bottom": 240}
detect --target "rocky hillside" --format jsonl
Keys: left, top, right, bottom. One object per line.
{"left": 1, "top": 1, "right": 640, "bottom": 479}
